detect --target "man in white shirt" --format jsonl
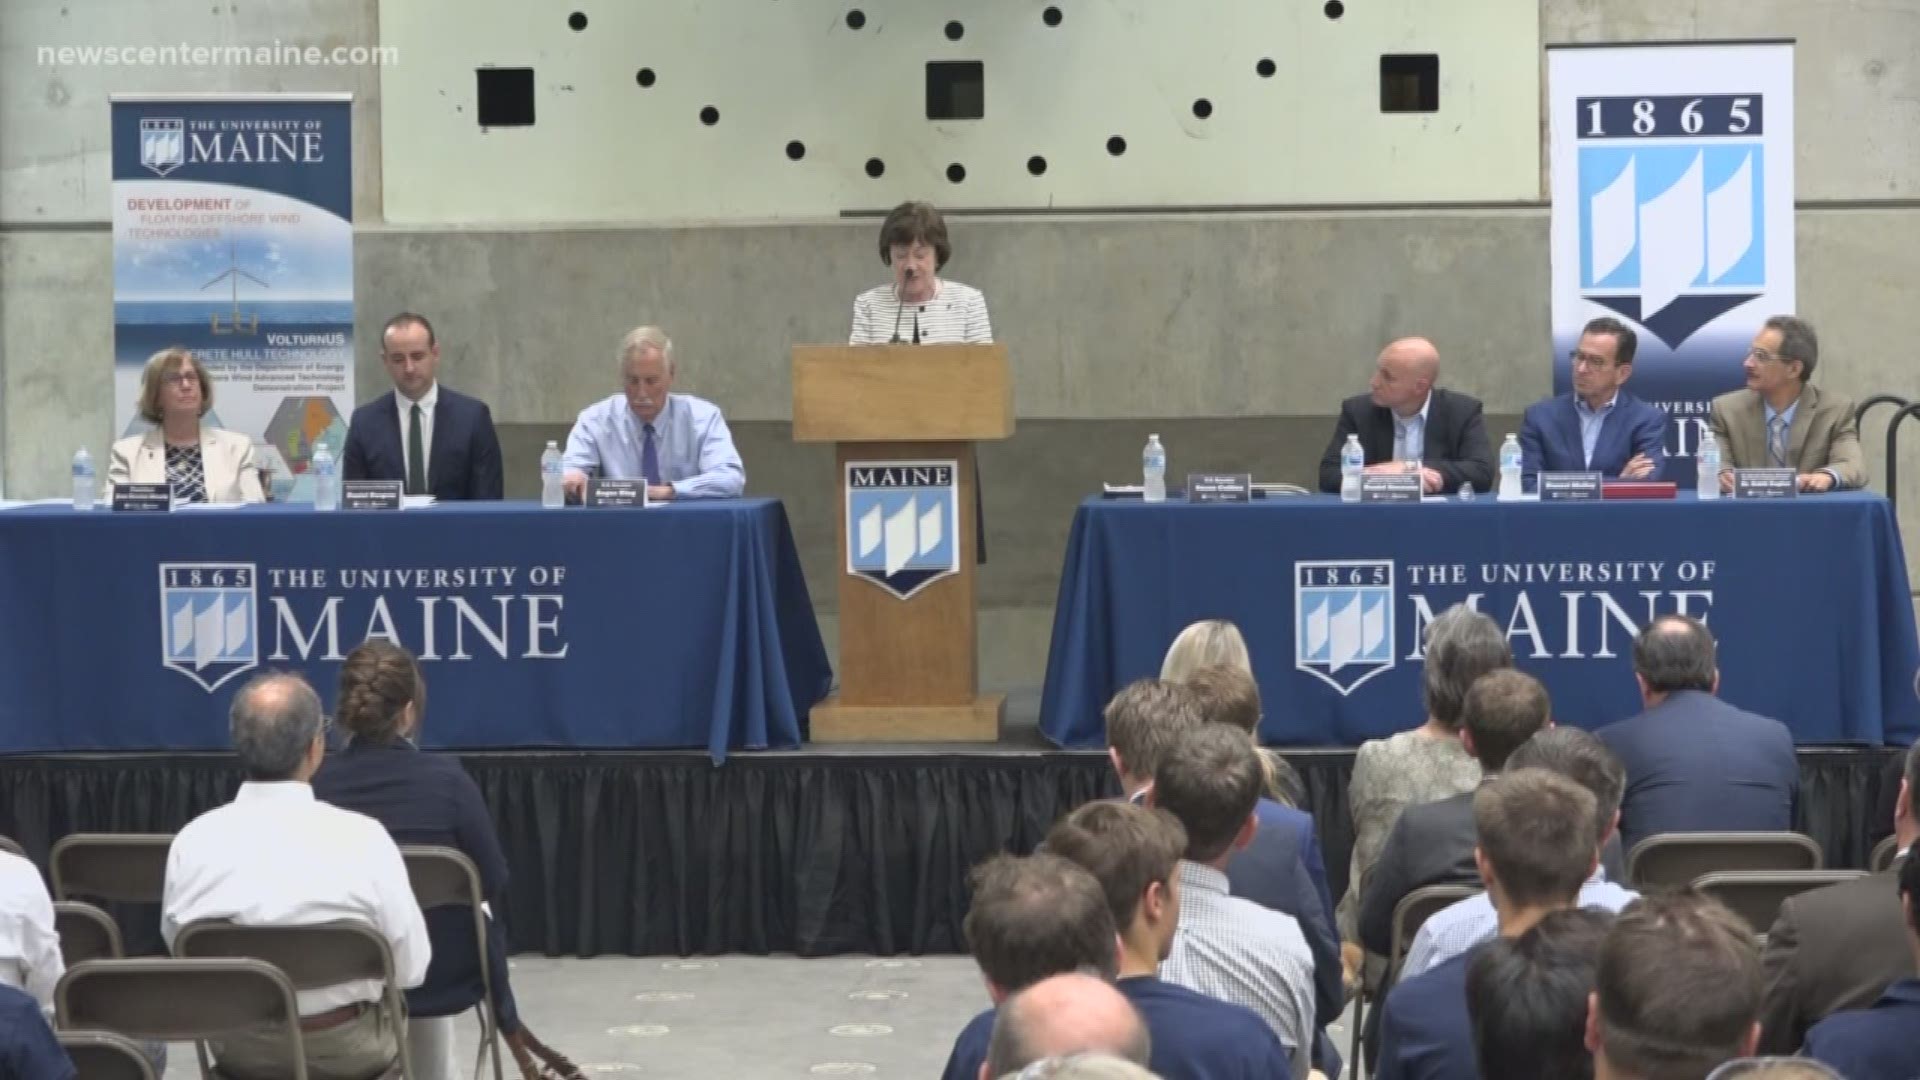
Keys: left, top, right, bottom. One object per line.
{"left": 0, "top": 850, "right": 59, "bottom": 1013}
{"left": 163, "top": 673, "right": 430, "bottom": 1080}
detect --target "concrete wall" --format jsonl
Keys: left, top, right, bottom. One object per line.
{"left": 5, "top": 0, "right": 1918, "bottom": 691}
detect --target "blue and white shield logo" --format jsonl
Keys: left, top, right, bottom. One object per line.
{"left": 139, "top": 118, "right": 186, "bottom": 177}
{"left": 846, "top": 460, "right": 960, "bottom": 600}
{"left": 1295, "top": 560, "right": 1395, "bottom": 695}
{"left": 158, "top": 563, "right": 259, "bottom": 692}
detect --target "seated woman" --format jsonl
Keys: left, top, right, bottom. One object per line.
{"left": 109, "top": 347, "right": 265, "bottom": 503}
{"left": 312, "top": 641, "right": 580, "bottom": 1080}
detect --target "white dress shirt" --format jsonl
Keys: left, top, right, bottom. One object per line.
{"left": 0, "top": 853, "right": 60, "bottom": 1012}
{"left": 395, "top": 382, "right": 439, "bottom": 486}
{"left": 1391, "top": 394, "right": 1432, "bottom": 463}
{"left": 162, "top": 782, "right": 430, "bottom": 1014}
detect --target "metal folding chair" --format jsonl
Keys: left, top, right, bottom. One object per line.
{"left": 54, "top": 900, "right": 125, "bottom": 967}
{"left": 49, "top": 834, "right": 173, "bottom": 904}
{"left": 1348, "top": 882, "right": 1479, "bottom": 1074}
{"left": 1692, "top": 870, "right": 1869, "bottom": 937}
{"left": 1870, "top": 834, "right": 1900, "bottom": 873}
{"left": 402, "top": 844, "right": 507, "bottom": 1080}
{"left": 1627, "top": 832, "right": 1822, "bottom": 890}
{"left": 57, "top": 957, "right": 308, "bottom": 1080}
{"left": 56, "top": 1029, "right": 157, "bottom": 1080}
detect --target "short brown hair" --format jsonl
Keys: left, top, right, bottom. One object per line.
{"left": 1474, "top": 768, "right": 1597, "bottom": 907}
{"left": 137, "top": 347, "right": 213, "bottom": 422}
{"left": 1595, "top": 891, "right": 1761, "bottom": 1080}
{"left": 1044, "top": 802, "right": 1187, "bottom": 930}
{"left": 1464, "top": 668, "right": 1552, "bottom": 770}
{"left": 336, "top": 639, "right": 425, "bottom": 746}
{"left": 1152, "top": 724, "right": 1262, "bottom": 862}
{"left": 1183, "top": 664, "right": 1261, "bottom": 735}
{"left": 877, "top": 200, "right": 951, "bottom": 268}
{"left": 1104, "top": 679, "right": 1202, "bottom": 783}
{"left": 963, "top": 853, "right": 1118, "bottom": 992}
{"left": 1507, "top": 727, "right": 1625, "bottom": 848}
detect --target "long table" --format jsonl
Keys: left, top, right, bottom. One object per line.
{"left": 0, "top": 499, "right": 831, "bottom": 759}
{"left": 1040, "top": 492, "right": 1920, "bottom": 748}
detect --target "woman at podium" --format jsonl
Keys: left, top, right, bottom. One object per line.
{"left": 849, "top": 201, "right": 993, "bottom": 345}
{"left": 108, "top": 347, "right": 266, "bottom": 504}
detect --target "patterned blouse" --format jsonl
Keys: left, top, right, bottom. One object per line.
{"left": 165, "top": 443, "right": 208, "bottom": 504}
{"left": 1335, "top": 728, "right": 1481, "bottom": 942}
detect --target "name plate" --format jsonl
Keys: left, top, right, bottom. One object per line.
{"left": 1539, "top": 472, "right": 1602, "bottom": 501}
{"left": 1733, "top": 468, "right": 1798, "bottom": 500}
{"left": 111, "top": 484, "right": 172, "bottom": 513}
{"left": 1359, "top": 474, "right": 1423, "bottom": 504}
{"left": 1186, "top": 472, "right": 1251, "bottom": 504}
{"left": 587, "top": 479, "right": 649, "bottom": 508}
{"left": 341, "top": 480, "right": 403, "bottom": 510}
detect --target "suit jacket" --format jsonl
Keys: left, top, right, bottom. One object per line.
{"left": 1706, "top": 383, "right": 1867, "bottom": 488}
{"left": 1518, "top": 390, "right": 1667, "bottom": 484}
{"left": 1228, "top": 799, "right": 1344, "bottom": 1029}
{"left": 342, "top": 386, "right": 503, "bottom": 501}
{"left": 1757, "top": 860, "right": 1913, "bottom": 1054}
{"left": 108, "top": 427, "right": 265, "bottom": 503}
{"left": 1317, "top": 388, "right": 1495, "bottom": 495}
{"left": 1595, "top": 690, "right": 1799, "bottom": 857}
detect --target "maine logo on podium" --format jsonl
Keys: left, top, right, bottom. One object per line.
{"left": 158, "top": 562, "right": 259, "bottom": 692}
{"left": 846, "top": 460, "right": 959, "bottom": 600}
{"left": 1295, "top": 560, "right": 1395, "bottom": 695}
{"left": 139, "top": 117, "right": 186, "bottom": 177}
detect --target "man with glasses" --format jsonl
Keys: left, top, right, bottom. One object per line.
{"left": 1706, "top": 315, "right": 1866, "bottom": 493}
{"left": 1519, "top": 317, "right": 1666, "bottom": 486}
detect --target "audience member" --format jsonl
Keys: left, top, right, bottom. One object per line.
{"left": 1149, "top": 725, "right": 1316, "bottom": 1079}
{"left": 162, "top": 672, "right": 430, "bottom": 1080}
{"left": 1799, "top": 848, "right": 1920, "bottom": 1079}
{"left": 0, "top": 845, "right": 58, "bottom": 1011}
{"left": 981, "top": 973, "right": 1150, "bottom": 1080}
{"left": 1465, "top": 908, "right": 1615, "bottom": 1080}
{"left": 1103, "top": 679, "right": 1204, "bottom": 805}
{"left": 1374, "top": 768, "right": 1600, "bottom": 1080}
{"left": 1587, "top": 891, "right": 1763, "bottom": 1080}
{"left": 1704, "top": 1061, "right": 1842, "bottom": 1080}
{"left": 940, "top": 854, "right": 1120, "bottom": 1080}
{"left": 1182, "top": 660, "right": 1305, "bottom": 807}
{"left": 1402, "top": 727, "right": 1638, "bottom": 980}
{"left": 1757, "top": 738, "right": 1919, "bottom": 1052}
{"left": 1159, "top": 620, "right": 1251, "bottom": 683}
{"left": 1596, "top": 615, "right": 1798, "bottom": 855}
{"left": 993, "top": 1051, "right": 1162, "bottom": 1080}
{"left": 0, "top": 982, "right": 71, "bottom": 1079}
{"left": 1044, "top": 800, "right": 1293, "bottom": 1080}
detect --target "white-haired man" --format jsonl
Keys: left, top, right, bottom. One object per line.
{"left": 561, "top": 326, "right": 745, "bottom": 502}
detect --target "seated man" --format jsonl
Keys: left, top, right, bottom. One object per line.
{"left": 1520, "top": 316, "right": 1665, "bottom": 484}
{"left": 1798, "top": 817, "right": 1920, "bottom": 1079}
{"left": 0, "top": 843, "right": 59, "bottom": 1012}
{"left": 1465, "top": 908, "right": 1616, "bottom": 1080}
{"left": 1316, "top": 336, "right": 1494, "bottom": 495}
{"left": 1706, "top": 314, "right": 1865, "bottom": 493}
{"left": 162, "top": 673, "right": 430, "bottom": 1080}
{"left": 0, "top": 982, "right": 71, "bottom": 1079}
{"left": 341, "top": 312, "right": 504, "bottom": 500}
{"left": 980, "top": 973, "right": 1151, "bottom": 1080}
{"left": 1586, "top": 892, "right": 1764, "bottom": 1080}
{"left": 561, "top": 325, "right": 745, "bottom": 502}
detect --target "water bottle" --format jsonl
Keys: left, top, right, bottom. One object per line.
{"left": 1697, "top": 428, "right": 1722, "bottom": 501}
{"left": 1457, "top": 481, "right": 1476, "bottom": 502}
{"left": 1142, "top": 434, "right": 1167, "bottom": 503}
{"left": 311, "top": 441, "right": 338, "bottom": 511}
{"left": 540, "top": 440, "right": 564, "bottom": 508}
{"left": 71, "top": 448, "right": 96, "bottom": 511}
{"left": 1497, "top": 433, "right": 1523, "bottom": 501}
{"left": 1339, "top": 434, "right": 1364, "bottom": 503}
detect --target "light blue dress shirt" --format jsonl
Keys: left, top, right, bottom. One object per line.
{"left": 1396, "top": 869, "right": 1639, "bottom": 982}
{"left": 1392, "top": 395, "right": 1430, "bottom": 463}
{"left": 1575, "top": 393, "right": 1618, "bottom": 469}
{"left": 561, "top": 392, "right": 745, "bottom": 499}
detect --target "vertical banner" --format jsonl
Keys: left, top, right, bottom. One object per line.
{"left": 111, "top": 94, "right": 353, "bottom": 500}
{"left": 1548, "top": 43, "right": 1794, "bottom": 483}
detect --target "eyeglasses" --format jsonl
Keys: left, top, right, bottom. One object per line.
{"left": 1746, "top": 346, "right": 1792, "bottom": 364}
{"left": 161, "top": 371, "right": 200, "bottom": 386}
{"left": 1568, "top": 350, "right": 1616, "bottom": 369}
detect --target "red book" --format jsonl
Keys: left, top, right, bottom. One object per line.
{"left": 1602, "top": 481, "right": 1678, "bottom": 500}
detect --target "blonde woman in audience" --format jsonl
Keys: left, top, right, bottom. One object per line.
{"left": 1159, "top": 619, "right": 1252, "bottom": 682}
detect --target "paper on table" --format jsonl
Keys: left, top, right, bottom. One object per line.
{"left": 0, "top": 498, "right": 78, "bottom": 510}
{"left": 402, "top": 495, "right": 437, "bottom": 509}
{"left": 173, "top": 501, "right": 247, "bottom": 510}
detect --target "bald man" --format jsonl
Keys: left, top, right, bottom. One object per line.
{"left": 981, "top": 973, "right": 1152, "bottom": 1080}
{"left": 1317, "top": 337, "right": 1495, "bottom": 496}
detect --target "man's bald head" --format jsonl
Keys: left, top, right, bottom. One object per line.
{"left": 1371, "top": 337, "right": 1440, "bottom": 415}
{"left": 981, "top": 973, "right": 1150, "bottom": 1080}
{"left": 229, "top": 671, "right": 326, "bottom": 781}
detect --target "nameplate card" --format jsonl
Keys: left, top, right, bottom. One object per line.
{"left": 341, "top": 481, "right": 403, "bottom": 510}
{"left": 1186, "top": 473, "right": 1251, "bottom": 503}
{"left": 111, "top": 484, "right": 172, "bottom": 513}
{"left": 1539, "top": 472, "right": 1602, "bottom": 501}
{"left": 1732, "top": 468, "right": 1798, "bottom": 500}
{"left": 1359, "top": 474, "right": 1423, "bottom": 504}
{"left": 587, "top": 479, "right": 649, "bottom": 508}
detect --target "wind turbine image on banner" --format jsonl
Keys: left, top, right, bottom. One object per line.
{"left": 203, "top": 235, "right": 268, "bottom": 335}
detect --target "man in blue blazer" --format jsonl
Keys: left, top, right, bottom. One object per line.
{"left": 1518, "top": 316, "right": 1667, "bottom": 487}
{"left": 343, "top": 313, "right": 504, "bottom": 500}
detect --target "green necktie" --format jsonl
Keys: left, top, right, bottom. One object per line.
{"left": 407, "top": 402, "right": 426, "bottom": 495}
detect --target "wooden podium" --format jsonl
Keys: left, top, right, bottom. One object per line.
{"left": 792, "top": 344, "right": 1013, "bottom": 742}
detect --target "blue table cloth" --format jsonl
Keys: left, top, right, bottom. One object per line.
{"left": 0, "top": 499, "right": 830, "bottom": 759}
{"left": 1041, "top": 492, "right": 1920, "bottom": 748}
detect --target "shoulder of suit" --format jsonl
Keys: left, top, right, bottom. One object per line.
{"left": 1435, "top": 387, "right": 1485, "bottom": 411}
{"left": 204, "top": 427, "right": 252, "bottom": 451}
{"left": 1707, "top": 387, "right": 1751, "bottom": 413}
{"left": 1806, "top": 385, "right": 1857, "bottom": 419}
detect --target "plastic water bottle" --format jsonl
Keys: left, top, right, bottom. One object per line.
{"left": 1498, "top": 433, "right": 1523, "bottom": 501}
{"left": 1339, "top": 434, "right": 1364, "bottom": 502}
{"left": 71, "top": 448, "right": 96, "bottom": 511}
{"left": 1142, "top": 434, "right": 1167, "bottom": 503}
{"left": 1458, "top": 481, "right": 1476, "bottom": 502}
{"left": 311, "top": 442, "right": 338, "bottom": 511}
{"left": 1697, "top": 428, "right": 1722, "bottom": 501}
{"left": 540, "top": 440, "right": 564, "bottom": 508}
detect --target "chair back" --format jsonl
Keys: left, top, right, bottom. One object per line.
{"left": 50, "top": 834, "right": 173, "bottom": 903}
{"left": 173, "top": 918, "right": 392, "bottom": 992}
{"left": 55, "top": 900, "right": 125, "bottom": 967}
{"left": 401, "top": 844, "right": 504, "bottom": 1080}
{"left": 1870, "top": 834, "right": 1900, "bottom": 874}
{"left": 57, "top": 1029, "right": 157, "bottom": 1080}
{"left": 1388, "top": 883, "right": 1478, "bottom": 982}
{"left": 1627, "top": 832, "right": 1822, "bottom": 890}
{"left": 1691, "top": 870, "right": 1869, "bottom": 935}
{"left": 0, "top": 835, "right": 23, "bottom": 859}
{"left": 56, "top": 957, "right": 306, "bottom": 1079}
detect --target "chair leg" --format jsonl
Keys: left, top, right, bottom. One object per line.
{"left": 1347, "top": 995, "right": 1365, "bottom": 1080}
{"left": 473, "top": 1001, "right": 505, "bottom": 1080}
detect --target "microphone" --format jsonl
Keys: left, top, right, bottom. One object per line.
{"left": 912, "top": 306, "right": 923, "bottom": 345}
{"left": 888, "top": 282, "right": 906, "bottom": 344}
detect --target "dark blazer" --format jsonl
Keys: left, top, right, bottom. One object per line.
{"left": 1518, "top": 390, "right": 1668, "bottom": 484}
{"left": 1373, "top": 950, "right": 1478, "bottom": 1080}
{"left": 1317, "top": 388, "right": 1495, "bottom": 495}
{"left": 342, "top": 386, "right": 504, "bottom": 500}
{"left": 1229, "top": 799, "right": 1343, "bottom": 1029}
{"left": 1758, "top": 861, "right": 1913, "bottom": 1054}
{"left": 1595, "top": 690, "right": 1799, "bottom": 857}
{"left": 1801, "top": 977, "right": 1920, "bottom": 1079}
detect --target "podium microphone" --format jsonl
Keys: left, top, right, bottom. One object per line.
{"left": 912, "top": 306, "right": 923, "bottom": 345}
{"left": 888, "top": 283, "right": 907, "bottom": 344}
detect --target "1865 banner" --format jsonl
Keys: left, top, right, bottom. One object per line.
{"left": 1548, "top": 43, "right": 1794, "bottom": 484}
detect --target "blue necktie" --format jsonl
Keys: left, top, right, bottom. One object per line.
{"left": 1768, "top": 416, "right": 1788, "bottom": 467}
{"left": 642, "top": 423, "right": 661, "bottom": 485}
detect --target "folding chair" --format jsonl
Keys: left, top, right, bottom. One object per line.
{"left": 49, "top": 834, "right": 173, "bottom": 904}
{"left": 54, "top": 900, "right": 125, "bottom": 967}
{"left": 57, "top": 1029, "right": 157, "bottom": 1080}
{"left": 1692, "top": 870, "right": 1869, "bottom": 937}
{"left": 1870, "top": 834, "right": 1900, "bottom": 873}
{"left": 1627, "top": 832, "right": 1822, "bottom": 890}
{"left": 0, "top": 835, "right": 23, "bottom": 859}
{"left": 402, "top": 844, "right": 507, "bottom": 1080}
{"left": 56, "top": 957, "right": 308, "bottom": 1080}
{"left": 174, "top": 918, "right": 414, "bottom": 1079}
{"left": 1347, "top": 882, "right": 1479, "bottom": 1074}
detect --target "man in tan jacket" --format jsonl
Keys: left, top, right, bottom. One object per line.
{"left": 1707, "top": 314, "right": 1866, "bottom": 493}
